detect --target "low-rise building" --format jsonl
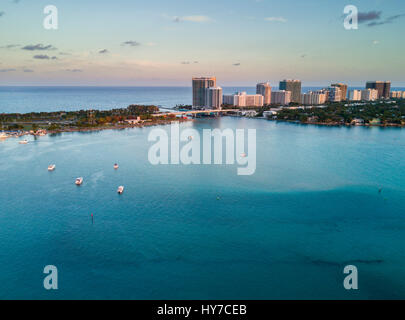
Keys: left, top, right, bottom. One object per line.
{"left": 223, "top": 92, "right": 264, "bottom": 107}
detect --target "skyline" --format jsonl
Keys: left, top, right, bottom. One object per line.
{"left": 1, "top": 0, "right": 405, "bottom": 86}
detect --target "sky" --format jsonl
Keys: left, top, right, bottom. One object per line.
{"left": 0, "top": 0, "right": 405, "bottom": 86}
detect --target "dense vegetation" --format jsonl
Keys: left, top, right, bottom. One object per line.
{"left": 0, "top": 105, "right": 161, "bottom": 131}
{"left": 273, "top": 100, "right": 405, "bottom": 125}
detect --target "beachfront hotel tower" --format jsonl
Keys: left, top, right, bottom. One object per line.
{"left": 331, "top": 83, "right": 348, "bottom": 100}
{"left": 256, "top": 83, "right": 272, "bottom": 105}
{"left": 271, "top": 90, "right": 291, "bottom": 105}
{"left": 205, "top": 87, "right": 223, "bottom": 109}
{"left": 279, "top": 80, "right": 302, "bottom": 103}
{"left": 366, "top": 81, "right": 391, "bottom": 99}
{"left": 192, "top": 77, "right": 217, "bottom": 109}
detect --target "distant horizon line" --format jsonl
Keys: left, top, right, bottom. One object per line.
{"left": 1, "top": 84, "right": 405, "bottom": 88}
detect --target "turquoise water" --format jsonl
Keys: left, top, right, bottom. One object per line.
{"left": 1, "top": 117, "right": 405, "bottom": 299}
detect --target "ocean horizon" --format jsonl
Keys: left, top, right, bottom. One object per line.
{"left": 2, "top": 86, "right": 405, "bottom": 114}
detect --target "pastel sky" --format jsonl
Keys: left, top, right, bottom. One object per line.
{"left": 1, "top": 0, "right": 405, "bottom": 86}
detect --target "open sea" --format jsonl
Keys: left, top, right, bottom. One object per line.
{"left": 1, "top": 86, "right": 405, "bottom": 113}
{"left": 1, "top": 87, "right": 405, "bottom": 299}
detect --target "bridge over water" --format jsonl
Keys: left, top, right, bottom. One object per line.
{"left": 152, "top": 109, "right": 239, "bottom": 117}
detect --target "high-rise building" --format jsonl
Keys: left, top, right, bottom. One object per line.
{"left": 361, "top": 89, "right": 379, "bottom": 101}
{"left": 271, "top": 90, "right": 291, "bottom": 105}
{"left": 192, "top": 77, "right": 216, "bottom": 108}
{"left": 256, "top": 83, "right": 272, "bottom": 105}
{"left": 205, "top": 87, "right": 223, "bottom": 109}
{"left": 301, "top": 91, "right": 327, "bottom": 105}
{"left": 348, "top": 90, "right": 362, "bottom": 101}
{"left": 222, "top": 92, "right": 264, "bottom": 107}
{"left": 327, "top": 86, "right": 342, "bottom": 102}
{"left": 279, "top": 80, "right": 301, "bottom": 103}
{"left": 366, "top": 81, "right": 391, "bottom": 99}
{"left": 331, "top": 83, "right": 348, "bottom": 100}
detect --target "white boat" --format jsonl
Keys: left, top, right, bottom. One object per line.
{"left": 19, "top": 139, "right": 28, "bottom": 144}
{"left": 48, "top": 164, "right": 56, "bottom": 171}
{"left": 114, "top": 163, "right": 119, "bottom": 170}
{"left": 75, "top": 177, "right": 83, "bottom": 185}
{"left": 117, "top": 186, "right": 124, "bottom": 194}
{"left": 0, "top": 132, "right": 8, "bottom": 139}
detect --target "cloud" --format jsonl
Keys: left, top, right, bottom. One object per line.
{"left": 367, "top": 13, "right": 405, "bottom": 27}
{"left": 23, "top": 69, "right": 34, "bottom": 72}
{"left": 181, "top": 61, "right": 190, "bottom": 65}
{"left": 358, "top": 11, "right": 382, "bottom": 23}
{"left": 65, "top": 69, "right": 82, "bottom": 72}
{"left": 372, "top": 40, "right": 380, "bottom": 45}
{"left": 301, "top": 54, "right": 307, "bottom": 58}
{"left": 194, "top": 61, "right": 199, "bottom": 64}
{"left": 22, "top": 44, "right": 56, "bottom": 51}
{"left": 59, "top": 52, "right": 72, "bottom": 55}
{"left": 173, "top": 15, "right": 212, "bottom": 23}
{"left": 98, "top": 49, "right": 109, "bottom": 54}
{"left": 0, "top": 68, "right": 16, "bottom": 72}
{"left": 121, "top": 41, "right": 141, "bottom": 47}
{"left": 233, "top": 63, "right": 241, "bottom": 66}
{"left": 0, "top": 11, "right": 5, "bottom": 17}
{"left": 33, "top": 54, "right": 57, "bottom": 60}
{"left": 265, "top": 17, "right": 287, "bottom": 23}
{"left": 0, "top": 44, "right": 20, "bottom": 49}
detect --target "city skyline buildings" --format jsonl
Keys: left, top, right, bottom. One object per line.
{"left": 279, "top": 80, "right": 302, "bottom": 103}
{"left": 0, "top": 0, "right": 405, "bottom": 86}
{"left": 256, "top": 83, "right": 272, "bottom": 105}
{"left": 366, "top": 81, "right": 391, "bottom": 99}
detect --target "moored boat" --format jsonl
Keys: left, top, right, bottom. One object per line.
{"left": 19, "top": 139, "right": 28, "bottom": 144}
{"left": 114, "top": 163, "right": 119, "bottom": 169}
{"left": 48, "top": 164, "right": 56, "bottom": 171}
{"left": 75, "top": 177, "right": 83, "bottom": 185}
{"left": 117, "top": 186, "right": 124, "bottom": 194}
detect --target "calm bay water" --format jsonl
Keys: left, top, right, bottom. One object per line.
{"left": 1, "top": 116, "right": 405, "bottom": 299}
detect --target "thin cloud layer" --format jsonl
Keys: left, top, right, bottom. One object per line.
{"left": 357, "top": 10, "right": 405, "bottom": 27}
{"left": 33, "top": 55, "right": 57, "bottom": 60}
{"left": 22, "top": 44, "right": 56, "bottom": 51}
{"left": 358, "top": 11, "right": 382, "bottom": 23}
{"left": 121, "top": 41, "right": 141, "bottom": 47}
{"left": 99, "top": 49, "right": 109, "bottom": 54}
{"left": 265, "top": 17, "right": 287, "bottom": 23}
{"left": 0, "top": 44, "right": 20, "bottom": 49}
{"left": 173, "top": 15, "right": 212, "bottom": 23}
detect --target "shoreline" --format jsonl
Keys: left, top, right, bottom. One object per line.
{"left": 1, "top": 118, "right": 193, "bottom": 139}
{"left": 266, "top": 119, "right": 405, "bottom": 128}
